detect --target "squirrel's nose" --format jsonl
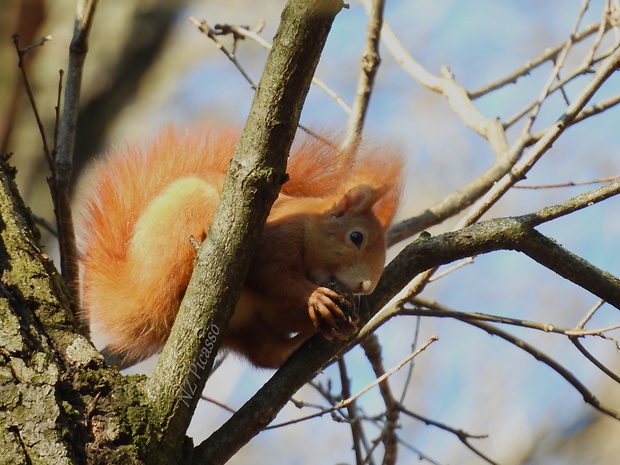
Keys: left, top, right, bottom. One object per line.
{"left": 353, "top": 279, "right": 375, "bottom": 295}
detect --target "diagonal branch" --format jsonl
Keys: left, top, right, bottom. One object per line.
{"left": 516, "top": 229, "right": 620, "bottom": 308}
{"left": 144, "top": 1, "right": 345, "bottom": 463}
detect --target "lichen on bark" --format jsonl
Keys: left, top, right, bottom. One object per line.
{"left": 0, "top": 154, "right": 153, "bottom": 464}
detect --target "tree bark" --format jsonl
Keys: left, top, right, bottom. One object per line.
{"left": 0, "top": 154, "right": 159, "bottom": 464}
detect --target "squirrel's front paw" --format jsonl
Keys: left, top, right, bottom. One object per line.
{"left": 308, "top": 283, "right": 358, "bottom": 340}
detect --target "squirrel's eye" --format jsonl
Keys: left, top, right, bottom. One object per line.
{"left": 349, "top": 231, "right": 364, "bottom": 248}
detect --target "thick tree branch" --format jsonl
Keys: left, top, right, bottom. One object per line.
{"left": 386, "top": 225, "right": 620, "bottom": 317}
{"left": 143, "top": 1, "right": 344, "bottom": 463}
{"left": 517, "top": 229, "right": 620, "bottom": 307}
{"left": 0, "top": 156, "right": 77, "bottom": 465}
{"left": 374, "top": 181, "right": 620, "bottom": 335}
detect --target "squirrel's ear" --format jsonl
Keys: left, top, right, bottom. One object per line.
{"left": 331, "top": 185, "right": 380, "bottom": 217}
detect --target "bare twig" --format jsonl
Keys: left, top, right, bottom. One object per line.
{"left": 520, "top": 178, "right": 620, "bottom": 226}
{"left": 518, "top": 1, "right": 587, "bottom": 138}
{"left": 291, "top": 383, "right": 343, "bottom": 416}
{"left": 268, "top": 336, "right": 438, "bottom": 429}
{"left": 212, "top": 22, "right": 352, "bottom": 114}
{"left": 399, "top": 407, "right": 497, "bottom": 465}
{"left": 56, "top": 0, "right": 100, "bottom": 309}
{"left": 469, "top": 22, "right": 603, "bottom": 98}
{"left": 54, "top": 70, "right": 64, "bottom": 154}
{"left": 398, "top": 316, "right": 421, "bottom": 405}
{"left": 342, "top": 0, "right": 385, "bottom": 151}
{"left": 468, "top": 318, "right": 620, "bottom": 421}
{"left": 582, "top": 0, "right": 614, "bottom": 66}
{"left": 503, "top": 45, "right": 617, "bottom": 129}
{"left": 11, "top": 34, "right": 54, "bottom": 169}
{"left": 406, "top": 297, "right": 620, "bottom": 340}
{"left": 191, "top": 17, "right": 339, "bottom": 145}
{"left": 31, "top": 214, "right": 58, "bottom": 237}
{"left": 361, "top": 333, "right": 400, "bottom": 465}
{"left": 428, "top": 257, "right": 474, "bottom": 281}
{"left": 199, "top": 395, "right": 237, "bottom": 414}
{"left": 337, "top": 357, "right": 365, "bottom": 465}
{"left": 515, "top": 174, "right": 620, "bottom": 189}
{"left": 571, "top": 337, "right": 620, "bottom": 383}
{"left": 526, "top": 91, "right": 620, "bottom": 141}
{"left": 190, "top": 18, "right": 256, "bottom": 90}
{"left": 395, "top": 441, "right": 443, "bottom": 465}
{"left": 576, "top": 300, "right": 606, "bottom": 329}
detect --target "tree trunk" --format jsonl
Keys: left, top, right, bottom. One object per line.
{"left": 0, "top": 155, "right": 160, "bottom": 464}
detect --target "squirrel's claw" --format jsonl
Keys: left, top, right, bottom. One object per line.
{"left": 309, "top": 287, "right": 344, "bottom": 327}
{"left": 309, "top": 287, "right": 358, "bottom": 340}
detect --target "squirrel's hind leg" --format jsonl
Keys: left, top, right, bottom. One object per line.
{"left": 225, "top": 319, "right": 313, "bottom": 369}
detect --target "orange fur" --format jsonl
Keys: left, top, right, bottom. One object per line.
{"left": 77, "top": 126, "right": 403, "bottom": 368}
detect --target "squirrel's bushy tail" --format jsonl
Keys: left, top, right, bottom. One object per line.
{"left": 77, "top": 126, "right": 237, "bottom": 363}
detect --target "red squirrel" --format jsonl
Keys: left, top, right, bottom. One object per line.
{"left": 77, "top": 126, "right": 403, "bottom": 368}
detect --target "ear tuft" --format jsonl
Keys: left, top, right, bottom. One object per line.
{"left": 331, "top": 185, "right": 380, "bottom": 217}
